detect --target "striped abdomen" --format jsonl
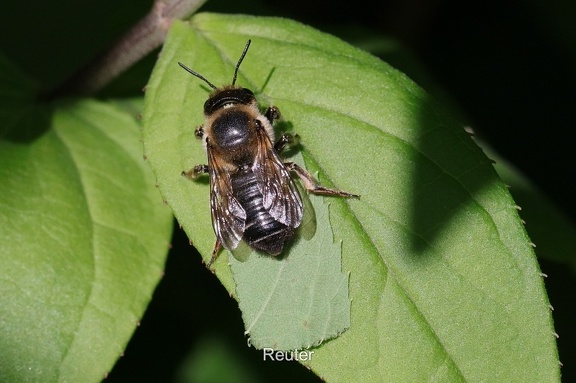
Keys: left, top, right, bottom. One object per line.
{"left": 230, "top": 169, "right": 295, "bottom": 255}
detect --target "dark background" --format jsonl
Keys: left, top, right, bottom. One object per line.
{"left": 1, "top": 0, "right": 574, "bottom": 381}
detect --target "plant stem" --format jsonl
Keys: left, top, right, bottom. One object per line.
{"left": 50, "top": 0, "right": 207, "bottom": 98}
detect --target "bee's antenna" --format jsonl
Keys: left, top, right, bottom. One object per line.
{"left": 232, "top": 39, "right": 251, "bottom": 86}
{"left": 178, "top": 62, "right": 218, "bottom": 90}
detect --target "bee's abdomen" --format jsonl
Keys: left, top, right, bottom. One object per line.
{"left": 231, "top": 170, "right": 295, "bottom": 255}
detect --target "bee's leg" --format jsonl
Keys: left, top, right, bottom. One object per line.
{"left": 264, "top": 106, "right": 281, "bottom": 124}
{"left": 195, "top": 125, "right": 204, "bottom": 139}
{"left": 206, "top": 239, "right": 222, "bottom": 268}
{"left": 181, "top": 164, "right": 209, "bottom": 180}
{"left": 285, "top": 162, "right": 360, "bottom": 198}
{"left": 274, "top": 133, "right": 300, "bottom": 153}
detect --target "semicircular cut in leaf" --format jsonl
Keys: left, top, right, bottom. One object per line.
{"left": 142, "top": 13, "right": 560, "bottom": 383}
{"left": 0, "top": 90, "right": 173, "bottom": 381}
{"left": 231, "top": 191, "right": 350, "bottom": 351}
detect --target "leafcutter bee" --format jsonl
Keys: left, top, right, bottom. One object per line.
{"left": 179, "top": 40, "right": 359, "bottom": 267}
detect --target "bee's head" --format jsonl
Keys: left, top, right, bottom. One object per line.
{"left": 178, "top": 39, "right": 254, "bottom": 116}
{"left": 203, "top": 86, "right": 255, "bottom": 115}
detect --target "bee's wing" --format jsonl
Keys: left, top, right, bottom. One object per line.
{"left": 254, "top": 127, "right": 303, "bottom": 228}
{"left": 207, "top": 145, "right": 246, "bottom": 250}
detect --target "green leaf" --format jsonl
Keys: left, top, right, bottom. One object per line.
{"left": 143, "top": 13, "right": 560, "bottom": 383}
{"left": 0, "top": 53, "right": 173, "bottom": 382}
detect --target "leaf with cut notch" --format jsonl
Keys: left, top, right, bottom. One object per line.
{"left": 143, "top": 13, "right": 560, "bottom": 383}
{"left": 231, "top": 193, "right": 350, "bottom": 351}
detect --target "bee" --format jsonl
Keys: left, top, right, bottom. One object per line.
{"left": 179, "top": 40, "right": 359, "bottom": 267}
